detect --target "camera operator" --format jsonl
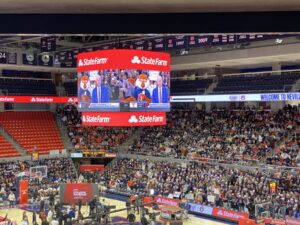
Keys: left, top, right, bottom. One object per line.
{"left": 89, "top": 196, "right": 97, "bottom": 216}
{"left": 78, "top": 199, "right": 82, "bottom": 213}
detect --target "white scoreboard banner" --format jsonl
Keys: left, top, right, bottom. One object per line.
{"left": 170, "top": 92, "right": 300, "bottom": 102}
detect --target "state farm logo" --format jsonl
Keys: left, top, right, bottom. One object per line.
{"left": 0, "top": 97, "right": 14, "bottom": 102}
{"left": 128, "top": 115, "right": 164, "bottom": 124}
{"left": 82, "top": 115, "right": 111, "bottom": 123}
{"left": 128, "top": 115, "right": 138, "bottom": 123}
{"left": 68, "top": 98, "right": 74, "bottom": 103}
{"left": 131, "top": 56, "right": 141, "bottom": 64}
{"left": 78, "top": 57, "right": 108, "bottom": 67}
{"left": 155, "top": 197, "right": 178, "bottom": 206}
{"left": 216, "top": 209, "right": 246, "bottom": 219}
{"left": 30, "top": 97, "right": 53, "bottom": 103}
{"left": 131, "top": 56, "right": 168, "bottom": 66}
{"left": 217, "top": 210, "right": 223, "bottom": 216}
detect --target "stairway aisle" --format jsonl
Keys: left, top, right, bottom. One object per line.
{"left": 0, "top": 127, "right": 27, "bottom": 156}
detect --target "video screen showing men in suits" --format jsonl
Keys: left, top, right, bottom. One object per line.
{"left": 77, "top": 70, "right": 121, "bottom": 112}
{"left": 78, "top": 69, "right": 170, "bottom": 112}
{"left": 119, "top": 70, "right": 170, "bottom": 112}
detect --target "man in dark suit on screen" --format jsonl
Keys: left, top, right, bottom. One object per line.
{"left": 92, "top": 75, "right": 109, "bottom": 103}
{"left": 151, "top": 75, "right": 169, "bottom": 103}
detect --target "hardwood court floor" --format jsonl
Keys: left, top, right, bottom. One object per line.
{"left": 0, "top": 197, "right": 229, "bottom": 225}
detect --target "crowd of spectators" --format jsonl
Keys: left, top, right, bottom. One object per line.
{"left": 29, "top": 158, "right": 77, "bottom": 202}
{"left": 0, "top": 158, "right": 77, "bottom": 211}
{"left": 56, "top": 104, "right": 132, "bottom": 151}
{"left": 0, "top": 161, "right": 30, "bottom": 207}
{"left": 266, "top": 132, "right": 300, "bottom": 167}
{"left": 80, "top": 158, "right": 300, "bottom": 219}
{"left": 130, "top": 105, "right": 300, "bottom": 167}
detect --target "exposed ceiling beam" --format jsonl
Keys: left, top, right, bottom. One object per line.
{"left": 0, "top": 0, "right": 299, "bottom": 13}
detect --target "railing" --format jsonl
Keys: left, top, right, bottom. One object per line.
{"left": 0, "top": 77, "right": 55, "bottom": 96}
{"left": 0, "top": 152, "right": 69, "bottom": 163}
{"left": 119, "top": 152, "right": 300, "bottom": 174}
{"left": 172, "top": 69, "right": 300, "bottom": 82}
{"left": 213, "top": 88, "right": 286, "bottom": 94}
{"left": 0, "top": 76, "right": 52, "bottom": 81}
{"left": 223, "top": 69, "right": 300, "bottom": 77}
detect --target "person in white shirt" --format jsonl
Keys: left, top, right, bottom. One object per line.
{"left": 51, "top": 220, "right": 59, "bottom": 225}
{"left": 20, "top": 217, "right": 29, "bottom": 225}
{"left": 8, "top": 192, "right": 15, "bottom": 208}
{"left": 47, "top": 209, "right": 54, "bottom": 223}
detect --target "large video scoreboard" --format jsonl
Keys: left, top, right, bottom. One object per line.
{"left": 77, "top": 49, "right": 170, "bottom": 126}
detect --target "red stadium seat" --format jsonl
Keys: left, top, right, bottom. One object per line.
{"left": 0, "top": 112, "right": 64, "bottom": 155}
{"left": 0, "top": 133, "right": 20, "bottom": 158}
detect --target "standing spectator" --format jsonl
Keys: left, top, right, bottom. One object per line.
{"left": 78, "top": 199, "right": 82, "bottom": 212}
{"left": 20, "top": 217, "right": 29, "bottom": 225}
{"left": 41, "top": 218, "right": 49, "bottom": 225}
{"left": 40, "top": 193, "right": 45, "bottom": 211}
{"left": 32, "top": 212, "right": 37, "bottom": 225}
{"left": 47, "top": 208, "right": 54, "bottom": 224}
{"left": 39, "top": 209, "right": 47, "bottom": 222}
{"left": 8, "top": 191, "right": 15, "bottom": 208}
{"left": 134, "top": 195, "right": 140, "bottom": 214}
{"left": 49, "top": 190, "right": 55, "bottom": 207}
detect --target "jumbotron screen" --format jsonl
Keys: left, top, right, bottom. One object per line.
{"left": 77, "top": 49, "right": 171, "bottom": 112}
{"left": 77, "top": 69, "right": 170, "bottom": 112}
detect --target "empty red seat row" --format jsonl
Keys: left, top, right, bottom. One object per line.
{"left": 0, "top": 112, "right": 64, "bottom": 156}
{"left": 0, "top": 133, "right": 19, "bottom": 158}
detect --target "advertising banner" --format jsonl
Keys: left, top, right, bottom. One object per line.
{"left": 263, "top": 218, "right": 286, "bottom": 225}
{"left": 79, "top": 165, "right": 104, "bottom": 172}
{"left": 212, "top": 208, "right": 249, "bottom": 221}
{"left": 60, "top": 183, "right": 98, "bottom": 204}
{"left": 19, "top": 180, "right": 28, "bottom": 204}
{"left": 170, "top": 92, "right": 300, "bottom": 102}
{"left": 154, "top": 196, "right": 180, "bottom": 207}
{"left": 185, "top": 203, "right": 213, "bottom": 215}
{"left": 77, "top": 49, "right": 170, "bottom": 72}
{"left": 81, "top": 112, "right": 166, "bottom": 127}
{"left": 0, "top": 96, "right": 77, "bottom": 103}
{"left": 286, "top": 217, "right": 300, "bottom": 225}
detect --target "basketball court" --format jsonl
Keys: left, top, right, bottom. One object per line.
{"left": 0, "top": 197, "right": 231, "bottom": 225}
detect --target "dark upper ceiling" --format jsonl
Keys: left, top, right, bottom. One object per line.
{"left": 0, "top": 0, "right": 299, "bottom": 13}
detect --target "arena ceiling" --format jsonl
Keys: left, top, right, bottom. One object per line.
{"left": 0, "top": 0, "right": 299, "bottom": 13}
{"left": 0, "top": 35, "right": 300, "bottom": 72}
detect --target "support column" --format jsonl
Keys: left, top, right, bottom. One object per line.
{"left": 272, "top": 62, "right": 282, "bottom": 75}
{"left": 205, "top": 102, "right": 211, "bottom": 112}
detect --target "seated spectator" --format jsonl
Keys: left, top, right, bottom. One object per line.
{"left": 129, "top": 106, "right": 299, "bottom": 167}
